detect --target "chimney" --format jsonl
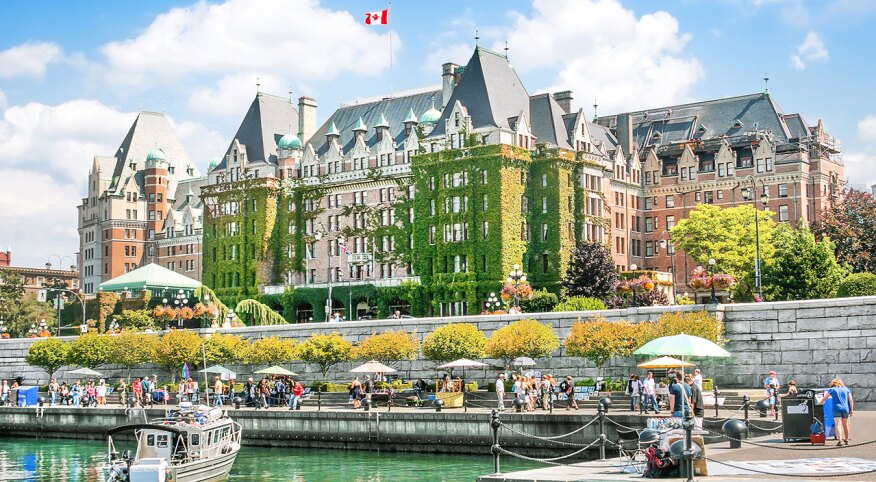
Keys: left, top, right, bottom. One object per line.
{"left": 552, "top": 91, "right": 573, "bottom": 115}
{"left": 617, "top": 113, "right": 634, "bottom": 155}
{"left": 297, "top": 96, "right": 317, "bottom": 146}
{"left": 442, "top": 63, "right": 460, "bottom": 108}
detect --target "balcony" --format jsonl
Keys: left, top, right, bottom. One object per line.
{"left": 348, "top": 252, "right": 374, "bottom": 265}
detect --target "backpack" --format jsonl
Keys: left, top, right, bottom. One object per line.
{"left": 643, "top": 445, "right": 673, "bottom": 478}
{"left": 559, "top": 381, "right": 569, "bottom": 393}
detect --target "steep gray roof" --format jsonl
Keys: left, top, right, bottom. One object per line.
{"left": 215, "top": 93, "right": 298, "bottom": 170}
{"left": 530, "top": 94, "right": 572, "bottom": 150}
{"left": 596, "top": 93, "right": 795, "bottom": 150}
{"left": 310, "top": 90, "right": 439, "bottom": 156}
{"left": 429, "top": 47, "right": 531, "bottom": 138}
{"left": 109, "top": 111, "right": 195, "bottom": 193}
{"left": 782, "top": 113, "right": 810, "bottom": 140}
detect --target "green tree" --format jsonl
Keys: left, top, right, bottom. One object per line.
{"left": 67, "top": 333, "right": 113, "bottom": 369}
{"left": 644, "top": 311, "right": 724, "bottom": 346}
{"left": 296, "top": 333, "right": 353, "bottom": 380}
{"left": 242, "top": 337, "right": 298, "bottom": 366}
{"left": 553, "top": 296, "right": 606, "bottom": 312}
{"left": 485, "top": 319, "right": 560, "bottom": 369}
{"left": 26, "top": 338, "right": 70, "bottom": 379}
{"left": 0, "top": 270, "right": 25, "bottom": 324}
{"left": 561, "top": 242, "right": 619, "bottom": 300}
{"left": 203, "top": 333, "right": 249, "bottom": 365}
{"left": 763, "top": 225, "right": 847, "bottom": 300}
{"left": 565, "top": 316, "right": 637, "bottom": 372}
{"left": 151, "top": 330, "right": 203, "bottom": 381}
{"left": 354, "top": 330, "right": 420, "bottom": 366}
{"left": 836, "top": 272, "right": 876, "bottom": 297}
{"left": 519, "top": 289, "right": 559, "bottom": 313}
{"left": 110, "top": 332, "right": 157, "bottom": 378}
{"left": 3, "top": 293, "right": 56, "bottom": 338}
{"left": 421, "top": 323, "right": 486, "bottom": 364}
{"left": 111, "top": 309, "right": 156, "bottom": 331}
{"left": 812, "top": 189, "right": 876, "bottom": 273}
{"left": 671, "top": 204, "right": 776, "bottom": 300}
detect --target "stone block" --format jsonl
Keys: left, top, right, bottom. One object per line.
{"left": 795, "top": 307, "right": 826, "bottom": 319}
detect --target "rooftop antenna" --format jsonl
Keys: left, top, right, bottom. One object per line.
{"left": 763, "top": 73, "right": 770, "bottom": 95}
{"left": 475, "top": 30, "right": 480, "bottom": 47}
{"left": 593, "top": 99, "right": 598, "bottom": 121}
{"left": 289, "top": 85, "right": 294, "bottom": 103}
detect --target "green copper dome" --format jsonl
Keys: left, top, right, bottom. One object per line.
{"left": 146, "top": 149, "right": 166, "bottom": 162}
{"left": 419, "top": 106, "right": 442, "bottom": 124}
{"left": 208, "top": 157, "right": 221, "bottom": 171}
{"left": 278, "top": 133, "right": 302, "bottom": 149}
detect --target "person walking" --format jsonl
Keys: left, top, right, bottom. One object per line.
{"left": 686, "top": 374, "right": 705, "bottom": 429}
{"left": 48, "top": 378, "right": 59, "bottom": 406}
{"left": 560, "top": 376, "right": 577, "bottom": 410}
{"left": 117, "top": 379, "right": 127, "bottom": 406}
{"left": 626, "top": 374, "right": 642, "bottom": 411}
{"left": 213, "top": 376, "right": 225, "bottom": 407}
{"left": 643, "top": 372, "right": 659, "bottom": 414}
{"left": 495, "top": 373, "right": 506, "bottom": 411}
{"left": 351, "top": 378, "right": 362, "bottom": 409}
{"left": 763, "top": 370, "right": 781, "bottom": 416}
{"left": 364, "top": 376, "right": 374, "bottom": 406}
{"left": 244, "top": 377, "right": 255, "bottom": 407}
{"left": 820, "top": 379, "right": 854, "bottom": 446}
{"left": 1, "top": 380, "right": 9, "bottom": 406}
{"left": 669, "top": 372, "right": 692, "bottom": 418}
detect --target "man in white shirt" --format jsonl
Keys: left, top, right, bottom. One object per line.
{"left": 495, "top": 373, "right": 506, "bottom": 411}
{"left": 643, "top": 372, "right": 659, "bottom": 414}
{"left": 693, "top": 369, "right": 704, "bottom": 391}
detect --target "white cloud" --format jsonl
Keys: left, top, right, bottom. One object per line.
{"left": 0, "top": 89, "right": 6, "bottom": 110}
{"left": 857, "top": 115, "right": 876, "bottom": 142}
{"left": 0, "top": 42, "right": 62, "bottom": 79}
{"left": 842, "top": 151, "right": 876, "bottom": 188}
{"left": 423, "top": 43, "right": 473, "bottom": 73}
{"left": 791, "top": 31, "right": 829, "bottom": 70}
{"left": 170, "top": 118, "right": 226, "bottom": 168}
{"left": 188, "top": 73, "right": 287, "bottom": 117}
{"left": 98, "top": 0, "right": 397, "bottom": 89}
{"left": 499, "top": 0, "right": 703, "bottom": 114}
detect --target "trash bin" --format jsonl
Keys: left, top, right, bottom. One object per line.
{"left": 781, "top": 392, "right": 825, "bottom": 442}
{"left": 17, "top": 386, "right": 39, "bottom": 407}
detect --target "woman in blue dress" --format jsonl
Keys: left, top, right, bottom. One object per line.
{"left": 821, "top": 378, "right": 854, "bottom": 446}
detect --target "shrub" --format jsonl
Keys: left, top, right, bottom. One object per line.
{"left": 836, "top": 272, "right": 876, "bottom": 298}
{"left": 202, "top": 333, "right": 249, "bottom": 365}
{"left": 647, "top": 310, "right": 724, "bottom": 345}
{"left": 109, "top": 332, "right": 157, "bottom": 377}
{"left": 553, "top": 296, "right": 606, "bottom": 312}
{"left": 520, "top": 289, "right": 559, "bottom": 313}
{"left": 310, "top": 381, "right": 350, "bottom": 392}
{"left": 375, "top": 380, "right": 414, "bottom": 390}
{"left": 112, "top": 309, "right": 156, "bottom": 331}
{"left": 26, "top": 338, "right": 70, "bottom": 379}
{"left": 354, "top": 330, "right": 420, "bottom": 365}
{"left": 68, "top": 334, "right": 113, "bottom": 369}
{"left": 422, "top": 323, "right": 486, "bottom": 364}
{"left": 242, "top": 336, "right": 297, "bottom": 365}
{"left": 297, "top": 333, "right": 353, "bottom": 380}
{"left": 485, "top": 319, "right": 560, "bottom": 368}
{"left": 565, "top": 316, "right": 638, "bottom": 371}
{"left": 151, "top": 330, "right": 203, "bottom": 381}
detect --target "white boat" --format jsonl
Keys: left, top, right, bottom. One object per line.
{"left": 102, "top": 403, "right": 242, "bottom": 482}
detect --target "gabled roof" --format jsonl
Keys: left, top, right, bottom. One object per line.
{"left": 215, "top": 93, "right": 298, "bottom": 170}
{"left": 109, "top": 111, "right": 195, "bottom": 193}
{"left": 530, "top": 94, "right": 572, "bottom": 150}
{"left": 99, "top": 263, "right": 200, "bottom": 292}
{"left": 596, "top": 93, "right": 795, "bottom": 151}
{"left": 429, "top": 47, "right": 531, "bottom": 138}
{"left": 782, "top": 113, "right": 810, "bottom": 140}
{"left": 310, "top": 89, "right": 438, "bottom": 156}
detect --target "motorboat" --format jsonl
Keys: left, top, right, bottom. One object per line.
{"left": 102, "top": 403, "right": 241, "bottom": 482}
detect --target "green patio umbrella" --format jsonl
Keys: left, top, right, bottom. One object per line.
{"left": 255, "top": 366, "right": 298, "bottom": 376}
{"left": 202, "top": 365, "right": 236, "bottom": 376}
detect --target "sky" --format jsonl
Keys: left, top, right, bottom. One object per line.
{"left": 0, "top": 0, "right": 875, "bottom": 269}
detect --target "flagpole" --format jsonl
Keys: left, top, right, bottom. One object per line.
{"left": 388, "top": 1, "right": 393, "bottom": 99}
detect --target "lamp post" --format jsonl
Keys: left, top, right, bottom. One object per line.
{"left": 27, "top": 324, "right": 38, "bottom": 337}
{"left": 174, "top": 289, "right": 189, "bottom": 328}
{"left": 314, "top": 223, "right": 345, "bottom": 322}
{"left": 506, "top": 264, "right": 527, "bottom": 309}
{"left": 660, "top": 231, "right": 677, "bottom": 301}
{"left": 742, "top": 176, "right": 769, "bottom": 300}
{"left": 629, "top": 264, "right": 639, "bottom": 307}
{"left": 708, "top": 258, "right": 718, "bottom": 305}
{"left": 108, "top": 321, "right": 120, "bottom": 334}
{"left": 201, "top": 326, "right": 216, "bottom": 403}
{"left": 485, "top": 292, "right": 500, "bottom": 313}
{"left": 39, "top": 319, "right": 48, "bottom": 336}
{"left": 225, "top": 309, "right": 236, "bottom": 328}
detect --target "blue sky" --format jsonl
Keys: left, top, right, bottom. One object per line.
{"left": 1, "top": 0, "right": 874, "bottom": 268}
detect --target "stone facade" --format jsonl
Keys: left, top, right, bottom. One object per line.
{"left": 2, "top": 296, "right": 874, "bottom": 408}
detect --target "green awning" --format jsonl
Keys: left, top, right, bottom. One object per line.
{"left": 99, "top": 263, "right": 201, "bottom": 293}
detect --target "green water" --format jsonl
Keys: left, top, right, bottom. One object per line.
{"left": 0, "top": 438, "right": 538, "bottom": 481}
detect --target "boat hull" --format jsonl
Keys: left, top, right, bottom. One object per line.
{"left": 169, "top": 448, "right": 238, "bottom": 482}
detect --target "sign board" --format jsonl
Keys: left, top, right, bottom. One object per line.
{"left": 37, "top": 290, "right": 47, "bottom": 302}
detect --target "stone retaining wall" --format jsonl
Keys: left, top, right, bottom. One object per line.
{"left": 2, "top": 297, "right": 874, "bottom": 408}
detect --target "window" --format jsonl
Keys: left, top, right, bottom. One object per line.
{"left": 779, "top": 184, "right": 788, "bottom": 197}
{"left": 681, "top": 169, "right": 687, "bottom": 181}
{"left": 666, "top": 195, "right": 675, "bottom": 208}
{"left": 727, "top": 163, "right": 735, "bottom": 176}
{"left": 542, "top": 223, "right": 548, "bottom": 241}
{"left": 645, "top": 217, "right": 654, "bottom": 233}
{"left": 757, "top": 158, "right": 764, "bottom": 173}
{"left": 644, "top": 197, "right": 653, "bottom": 210}
{"left": 542, "top": 253, "right": 549, "bottom": 273}
{"left": 717, "top": 190, "right": 724, "bottom": 200}
{"left": 718, "top": 163, "right": 726, "bottom": 177}
{"left": 645, "top": 171, "right": 651, "bottom": 185}
{"left": 482, "top": 194, "right": 488, "bottom": 211}
{"left": 688, "top": 167, "right": 695, "bottom": 180}
{"left": 704, "top": 191, "right": 713, "bottom": 204}
{"left": 541, "top": 196, "right": 548, "bottom": 214}
{"left": 695, "top": 191, "right": 701, "bottom": 202}
{"left": 645, "top": 241, "right": 654, "bottom": 257}
{"left": 430, "top": 199, "right": 436, "bottom": 216}
{"left": 541, "top": 174, "right": 547, "bottom": 187}
{"left": 779, "top": 205, "right": 789, "bottom": 222}
{"left": 766, "top": 157, "right": 773, "bottom": 172}
{"left": 666, "top": 215, "right": 675, "bottom": 229}
{"left": 481, "top": 170, "right": 488, "bottom": 185}
{"left": 482, "top": 221, "right": 488, "bottom": 240}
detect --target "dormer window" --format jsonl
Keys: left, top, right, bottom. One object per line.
{"left": 169, "top": 166, "right": 175, "bottom": 174}
{"left": 377, "top": 130, "right": 384, "bottom": 142}
{"left": 129, "top": 162, "right": 137, "bottom": 171}
{"left": 733, "top": 119, "right": 744, "bottom": 129}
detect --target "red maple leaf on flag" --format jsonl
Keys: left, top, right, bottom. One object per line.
{"left": 365, "top": 9, "right": 388, "bottom": 25}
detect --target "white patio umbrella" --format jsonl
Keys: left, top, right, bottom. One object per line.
{"left": 254, "top": 366, "right": 298, "bottom": 376}
{"left": 350, "top": 360, "right": 397, "bottom": 373}
{"left": 436, "top": 359, "right": 489, "bottom": 412}
{"left": 68, "top": 367, "right": 104, "bottom": 378}
{"left": 512, "top": 356, "right": 537, "bottom": 367}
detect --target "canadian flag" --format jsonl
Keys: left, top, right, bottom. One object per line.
{"left": 365, "top": 9, "right": 388, "bottom": 25}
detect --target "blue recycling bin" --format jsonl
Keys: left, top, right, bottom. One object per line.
{"left": 17, "top": 386, "right": 39, "bottom": 407}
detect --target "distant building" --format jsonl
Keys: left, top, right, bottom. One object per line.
{"left": 0, "top": 246, "right": 10, "bottom": 267}
{"left": 77, "top": 111, "right": 206, "bottom": 295}
{"left": 0, "top": 265, "right": 79, "bottom": 297}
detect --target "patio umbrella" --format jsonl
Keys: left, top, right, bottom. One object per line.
{"left": 350, "top": 360, "right": 397, "bottom": 373}
{"left": 637, "top": 356, "right": 696, "bottom": 369}
{"left": 436, "top": 359, "right": 489, "bottom": 369}
{"left": 254, "top": 366, "right": 298, "bottom": 376}
{"left": 202, "top": 365, "right": 236, "bottom": 376}
{"left": 512, "top": 356, "right": 537, "bottom": 367}
{"left": 68, "top": 367, "right": 104, "bottom": 378}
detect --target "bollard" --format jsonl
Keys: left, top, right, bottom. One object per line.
{"left": 683, "top": 413, "right": 695, "bottom": 482}
{"left": 317, "top": 387, "right": 321, "bottom": 412}
{"left": 743, "top": 395, "right": 750, "bottom": 429}
{"left": 490, "top": 409, "right": 502, "bottom": 476}
{"left": 388, "top": 393, "right": 393, "bottom": 413}
{"left": 513, "top": 397, "right": 524, "bottom": 413}
{"left": 435, "top": 398, "right": 445, "bottom": 412}
{"left": 597, "top": 404, "right": 607, "bottom": 461}
{"left": 714, "top": 385, "right": 720, "bottom": 418}
{"left": 363, "top": 398, "right": 371, "bottom": 412}
{"left": 463, "top": 388, "right": 467, "bottom": 413}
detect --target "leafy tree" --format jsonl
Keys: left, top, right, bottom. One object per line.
{"left": 296, "top": 333, "right": 353, "bottom": 380}
{"left": 203, "top": 333, "right": 249, "bottom": 365}
{"left": 3, "top": 292, "right": 56, "bottom": 338}
{"left": 151, "top": 330, "right": 203, "bottom": 381}
{"left": 243, "top": 336, "right": 298, "bottom": 366}
{"left": 671, "top": 204, "right": 776, "bottom": 300}
{"left": 111, "top": 309, "right": 156, "bottom": 332}
{"left": 561, "top": 242, "right": 619, "bottom": 300}
{"left": 645, "top": 311, "right": 724, "bottom": 345}
{"left": 421, "top": 323, "right": 486, "bottom": 364}
{"left": 812, "top": 189, "right": 876, "bottom": 273}
{"left": 565, "top": 316, "right": 638, "bottom": 372}
{"left": 553, "top": 296, "right": 606, "bottom": 312}
{"left": 26, "top": 338, "right": 70, "bottom": 379}
{"left": 485, "top": 319, "right": 560, "bottom": 369}
{"left": 354, "top": 330, "right": 420, "bottom": 365}
{"left": 110, "top": 332, "right": 157, "bottom": 378}
{"left": 519, "top": 289, "right": 559, "bottom": 313}
{"left": 763, "top": 225, "right": 847, "bottom": 301}
{"left": 235, "top": 299, "right": 286, "bottom": 325}
{"left": 0, "top": 270, "right": 25, "bottom": 324}
{"left": 67, "top": 333, "right": 113, "bottom": 369}
{"left": 836, "top": 272, "right": 876, "bottom": 298}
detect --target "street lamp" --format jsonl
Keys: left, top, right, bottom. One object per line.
{"left": 225, "top": 309, "right": 236, "bottom": 328}
{"left": 742, "top": 176, "right": 770, "bottom": 300}
{"left": 485, "top": 292, "right": 500, "bottom": 313}
{"left": 174, "top": 289, "right": 189, "bottom": 328}
{"left": 629, "top": 264, "right": 639, "bottom": 307}
{"left": 108, "top": 321, "right": 120, "bottom": 334}
{"left": 506, "top": 264, "right": 527, "bottom": 309}
{"left": 39, "top": 319, "right": 48, "bottom": 335}
{"left": 27, "top": 324, "right": 38, "bottom": 337}
{"left": 45, "top": 254, "right": 76, "bottom": 272}
{"left": 708, "top": 258, "right": 718, "bottom": 305}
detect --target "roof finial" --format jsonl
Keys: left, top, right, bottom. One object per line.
{"left": 763, "top": 73, "right": 770, "bottom": 95}
{"left": 593, "top": 99, "right": 598, "bottom": 121}
{"left": 474, "top": 30, "right": 479, "bottom": 47}
{"left": 256, "top": 77, "right": 261, "bottom": 93}
{"left": 504, "top": 40, "right": 509, "bottom": 58}
{"left": 289, "top": 85, "right": 294, "bottom": 103}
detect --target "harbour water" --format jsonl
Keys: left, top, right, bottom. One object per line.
{"left": 0, "top": 438, "right": 537, "bottom": 481}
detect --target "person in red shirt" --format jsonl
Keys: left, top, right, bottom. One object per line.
{"left": 132, "top": 378, "right": 143, "bottom": 406}
{"left": 289, "top": 380, "right": 305, "bottom": 410}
